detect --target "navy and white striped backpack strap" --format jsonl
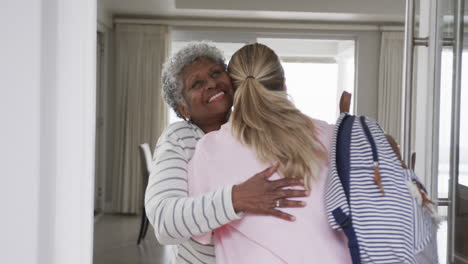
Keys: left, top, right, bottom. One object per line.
{"left": 325, "top": 113, "right": 361, "bottom": 263}
{"left": 325, "top": 113, "right": 352, "bottom": 230}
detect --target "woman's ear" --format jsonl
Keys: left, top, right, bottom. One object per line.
{"left": 176, "top": 104, "right": 190, "bottom": 120}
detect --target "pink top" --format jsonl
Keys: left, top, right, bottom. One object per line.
{"left": 188, "top": 119, "right": 351, "bottom": 264}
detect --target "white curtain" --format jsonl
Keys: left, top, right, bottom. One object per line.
{"left": 111, "top": 24, "right": 169, "bottom": 214}
{"left": 378, "top": 31, "right": 404, "bottom": 144}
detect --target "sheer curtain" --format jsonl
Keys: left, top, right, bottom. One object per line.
{"left": 378, "top": 31, "right": 404, "bottom": 144}
{"left": 111, "top": 24, "right": 169, "bottom": 214}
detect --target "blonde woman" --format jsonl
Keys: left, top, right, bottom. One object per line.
{"left": 187, "top": 43, "right": 351, "bottom": 263}
{"left": 145, "top": 42, "right": 309, "bottom": 263}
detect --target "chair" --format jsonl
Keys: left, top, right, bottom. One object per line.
{"left": 137, "top": 143, "right": 153, "bottom": 244}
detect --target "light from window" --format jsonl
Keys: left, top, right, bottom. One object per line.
{"left": 283, "top": 62, "right": 339, "bottom": 124}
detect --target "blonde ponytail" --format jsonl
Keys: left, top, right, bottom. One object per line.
{"left": 228, "top": 43, "right": 327, "bottom": 189}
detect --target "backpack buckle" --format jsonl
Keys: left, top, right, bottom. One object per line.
{"left": 341, "top": 217, "right": 352, "bottom": 228}
{"left": 332, "top": 208, "right": 352, "bottom": 228}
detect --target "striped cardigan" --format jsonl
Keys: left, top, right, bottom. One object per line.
{"left": 145, "top": 121, "right": 241, "bottom": 264}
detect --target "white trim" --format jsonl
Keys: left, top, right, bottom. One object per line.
{"left": 379, "top": 25, "right": 405, "bottom": 31}
{"left": 414, "top": 0, "right": 441, "bottom": 201}
{"left": 114, "top": 17, "right": 386, "bottom": 31}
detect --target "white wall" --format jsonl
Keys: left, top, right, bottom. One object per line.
{"left": 102, "top": 0, "right": 405, "bottom": 19}
{"left": 0, "top": 1, "right": 41, "bottom": 263}
{"left": 176, "top": 0, "right": 405, "bottom": 15}
{"left": 103, "top": 0, "right": 405, "bottom": 23}
{"left": 1, "top": 0, "right": 96, "bottom": 263}
{"left": 354, "top": 31, "right": 381, "bottom": 118}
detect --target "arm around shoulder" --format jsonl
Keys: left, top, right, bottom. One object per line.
{"left": 144, "top": 125, "right": 241, "bottom": 245}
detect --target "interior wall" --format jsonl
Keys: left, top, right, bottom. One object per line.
{"left": 175, "top": 0, "right": 405, "bottom": 15}
{"left": 39, "top": 0, "right": 59, "bottom": 262}
{"left": 1, "top": 1, "right": 96, "bottom": 263}
{"left": 41, "top": 0, "right": 96, "bottom": 263}
{"left": 354, "top": 31, "right": 381, "bottom": 118}
{"left": 1, "top": 1, "right": 42, "bottom": 263}
{"left": 102, "top": 0, "right": 405, "bottom": 23}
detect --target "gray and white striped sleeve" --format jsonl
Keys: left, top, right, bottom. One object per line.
{"left": 144, "top": 131, "right": 241, "bottom": 245}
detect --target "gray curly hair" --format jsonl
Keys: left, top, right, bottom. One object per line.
{"left": 162, "top": 42, "right": 226, "bottom": 119}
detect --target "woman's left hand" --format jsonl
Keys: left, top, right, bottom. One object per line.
{"left": 231, "top": 163, "right": 309, "bottom": 221}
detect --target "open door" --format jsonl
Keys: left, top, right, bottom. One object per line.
{"left": 402, "top": 0, "right": 468, "bottom": 263}
{"left": 438, "top": 0, "right": 468, "bottom": 263}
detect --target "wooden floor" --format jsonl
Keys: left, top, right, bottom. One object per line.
{"left": 93, "top": 214, "right": 174, "bottom": 264}
{"left": 93, "top": 213, "right": 449, "bottom": 263}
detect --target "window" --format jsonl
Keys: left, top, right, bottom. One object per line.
{"left": 436, "top": 49, "right": 468, "bottom": 263}
{"left": 438, "top": 50, "right": 468, "bottom": 199}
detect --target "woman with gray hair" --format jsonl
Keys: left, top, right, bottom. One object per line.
{"left": 144, "top": 42, "right": 308, "bottom": 263}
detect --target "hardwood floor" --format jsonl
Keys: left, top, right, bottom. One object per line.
{"left": 93, "top": 214, "right": 175, "bottom": 264}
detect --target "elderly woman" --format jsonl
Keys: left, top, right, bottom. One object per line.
{"left": 144, "top": 42, "right": 308, "bottom": 263}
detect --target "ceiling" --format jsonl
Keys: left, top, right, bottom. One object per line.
{"left": 99, "top": 0, "right": 406, "bottom": 26}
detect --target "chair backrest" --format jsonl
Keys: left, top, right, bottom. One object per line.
{"left": 139, "top": 143, "right": 154, "bottom": 195}
{"left": 139, "top": 143, "right": 154, "bottom": 174}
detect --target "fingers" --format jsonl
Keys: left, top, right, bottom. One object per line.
{"left": 269, "top": 177, "right": 304, "bottom": 190}
{"left": 266, "top": 209, "right": 296, "bottom": 221}
{"left": 276, "top": 199, "right": 306, "bottom": 208}
{"left": 274, "top": 189, "right": 309, "bottom": 199}
{"left": 340, "top": 91, "right": 352, "bottom": 113}
{"left": 257, "top": 163, "right": 280, "bottom": 180}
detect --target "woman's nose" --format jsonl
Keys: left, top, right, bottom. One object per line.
{"left": 205, "top": 77, "right": 216, "bottom": 89}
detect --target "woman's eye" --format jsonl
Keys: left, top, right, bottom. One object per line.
{"left": 212, "top": 71, "right": 221, "bottom": 78}
{"left": 192, "top": 80, "right": 202, "bottom": 89}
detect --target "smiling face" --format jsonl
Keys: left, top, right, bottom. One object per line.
{"left": 177, "top": 58, "right": 234, "bottom": 133}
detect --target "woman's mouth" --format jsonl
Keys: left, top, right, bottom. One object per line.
{"left": 208, "top": 91, "right": 225, "bottom": 103}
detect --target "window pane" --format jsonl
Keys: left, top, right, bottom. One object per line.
{"left": 438, "top": 50, "right": 468, "bottom": 198}
{"left": 438, "top": 50, "right": 453, "bottom": 199}
{"left": 283, "top": 62, "right": 340, "bottom": 124}
{"left": 438, "top": 206, "right": 448, "bottom": 264}
{"left": 437, "top": 50, "right": 468, "bottom": 264}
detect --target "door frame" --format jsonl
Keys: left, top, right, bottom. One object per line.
{"left": 39, "top": 0, "right": 96, "bottom": 263}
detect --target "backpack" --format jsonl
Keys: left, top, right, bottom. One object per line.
{"left": 325, "top": 113, "right": 440, "bottom": 264}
